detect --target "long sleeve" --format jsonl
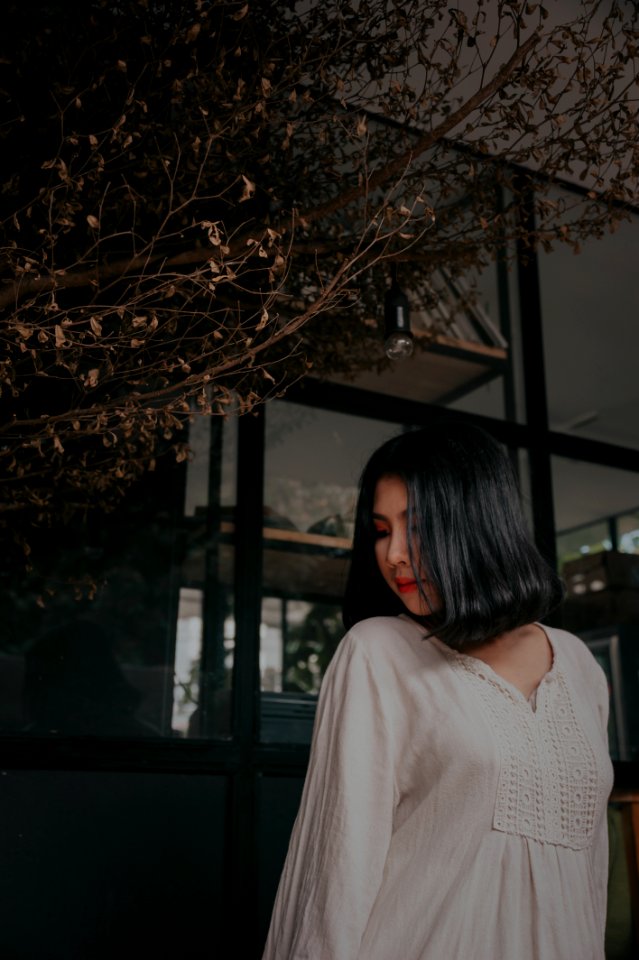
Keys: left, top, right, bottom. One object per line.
{"left": 591, "top": 662, "right": 612, "bottom": 950}
{"left": 262, "top": 629, "right": 398, "bottom": 960}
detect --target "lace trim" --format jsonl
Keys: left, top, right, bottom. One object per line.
{"left": 447, "top": 654, "right": 599, "bottom": 850}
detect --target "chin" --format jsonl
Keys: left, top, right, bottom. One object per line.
{"left": 400, "top": 596, "right": 435, "bottom": 617}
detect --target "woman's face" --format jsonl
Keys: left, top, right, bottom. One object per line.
{"left": 372, "top": 474, "right": 441, "bottom": 617}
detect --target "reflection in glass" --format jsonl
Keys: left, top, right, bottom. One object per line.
{"left": 260, "top": 402, "right": 400, "bottom": 743}
{"left": 23, "top": 616, "right": 164, "bottom": 737}
{"left": 618, "top": 511, "right": 639, "bottom": 554}
{"left": 260, "top": 598, "right": 342, "bottom": 694}
{"left": 184, "top": 410, "right": 238, "bottom": 517}
{"left": 553, "top": 455, "right": 639, "bottom": 762}
{"left": 557, "top": 522, "right": 611, "bottom": 574}
{"left": 178, "top": 414, "right": 236, "bottom": 738}
{"left": 0, "top": 410, "right": 238, "bottom": 741}
{"left": 2, "top": 494, "right": 180, "bottom": 738}
{"left": 183, "top": 412, "right": 211, "bottom": 518}
{"left": 260, "top": 597, "right": 284, "bottom": 693}
{"left": 264, "top": 402, "right": 397, "bottom": 537}
{"left": 172, "top": 588, "right": 204, "bottom": 736}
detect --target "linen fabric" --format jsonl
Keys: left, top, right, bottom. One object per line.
{"left": 262, "top": 615, "right": 614, "bottom": 960}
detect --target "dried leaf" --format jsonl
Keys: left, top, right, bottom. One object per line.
{"left": 86, "top": 214, "right": 100, "bottom": 229}
{"left": 239, "top": 174, "right": 256, "bottom": 201}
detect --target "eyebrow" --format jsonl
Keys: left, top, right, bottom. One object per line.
{"left": 372, "top": 510, "right": 407, "bottom": 520}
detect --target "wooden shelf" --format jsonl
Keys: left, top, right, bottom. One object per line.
{"left": 323, "top": 334, "right": 508, "bottom": 405}
{"left": 429, "top": 333, "right": 507, "bottom": 360}
{"left": 182, "top": 520, "right": 352, "bottom": 600}
{"left": 220, "top": 521, "right": 352, "bottom": 552}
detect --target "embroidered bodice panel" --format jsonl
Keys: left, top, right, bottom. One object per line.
{"left": 445, "top": 651, "right": 599, "bottom": 850}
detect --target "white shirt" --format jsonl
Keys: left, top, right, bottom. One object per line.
{"left": 262, "top": 615, "right": 614, "bottom": 960}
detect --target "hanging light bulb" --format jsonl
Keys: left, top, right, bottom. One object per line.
{"left": 384, "top": 269, "right": 414, "bottom": 360}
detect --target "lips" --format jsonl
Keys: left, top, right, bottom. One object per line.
{"left": 395, "top": 577, "right": 420, "bottom": 594}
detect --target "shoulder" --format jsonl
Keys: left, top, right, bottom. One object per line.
{"left": 346, "top": 614, "right": 424, "bottom": 643}
{"left": 543, "top": 623, "right": 608, "bottom": 695}
{"left": 340, "top": 615, "right": 427, "bottom": 662}
{"left": 324, "top": 615, "right": 426, "bottom": 685}
{"left": 544, "top": 622, "right": 596, "bottom": 662}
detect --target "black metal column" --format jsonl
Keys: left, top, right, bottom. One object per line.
{"left": 226, "top": 408, "right": 265, "bottom": 957}
{"left": 515, "top": 180, "right": 559, "bottom": 580}
{"left": 199, "top": 416, "right": 227, "bottom": 737}
{"left": 495, "top": 183, "right": 518, "bottom": 424}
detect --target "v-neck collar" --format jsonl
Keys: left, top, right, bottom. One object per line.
{"left": 400, "top": 615, "right": 559, "bottom": 708}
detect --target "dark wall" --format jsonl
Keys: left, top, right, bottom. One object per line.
{"left": 0, "top": 770, "right": 226, "bottom": 960}
{"left": 257, "top": 776, "right": 305, "bottom": 949}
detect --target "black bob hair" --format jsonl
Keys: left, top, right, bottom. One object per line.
{"left": 342, "top": 420, "right": 564, "bottom": 649}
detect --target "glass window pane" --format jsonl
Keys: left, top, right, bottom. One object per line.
{"left": 260, "top": 401, "right": 399, "bottom": 743}
{"left": 445, "top": 261, "right": 509, "bottom": 420}
{"left": 618, "top": 512, "right": 639, "bottom": 554}
{"left": 557, "top": 523, "right": 611, "bottom": 573}
{"left": 553, "top": 455, "right": 639, "bottom": 761}
{"left": 0, "top": 413, "right": 237, "bottom": 740}
{"left": 260, "top": 598, "right": 343, "bottom": 696}
{"left": 184, "top": 410, "right": 237, "bottom": 517}
{"left": 4, "top": 482, "right": 181, "bottom": 738}
{"left": 177, "top": 414, "right": 236, "bottom": 739}
{"left": 540, "top": 201, "right": 639, "bottom": 449}
{"left": 554, "top": 456, "right": 639, "bottom": 570}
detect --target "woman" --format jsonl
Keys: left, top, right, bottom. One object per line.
{"left": 263, "top": 422, "right": 613, "bottom": 960}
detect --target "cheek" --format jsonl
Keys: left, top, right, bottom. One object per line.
{"left": 373, "top": 539, "right": 387, "bottom": 576}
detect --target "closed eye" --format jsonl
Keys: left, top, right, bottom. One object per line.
{"left": 373, "top": 526, "right": 389, "bottom": 539}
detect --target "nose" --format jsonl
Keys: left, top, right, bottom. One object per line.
{"left": 386, "top": 526, "right": 409, "bottom": 568}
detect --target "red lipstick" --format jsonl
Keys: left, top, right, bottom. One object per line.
{"left": 395, "top": 577, "right": 419, "bottom": 594}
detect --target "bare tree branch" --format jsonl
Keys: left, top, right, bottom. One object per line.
{"left": 1, "top": 0, "right": 638, "bottom": 530}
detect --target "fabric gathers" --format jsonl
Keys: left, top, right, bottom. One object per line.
{"left": 262, "top": 615, "right": 614, "bottom": 960}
